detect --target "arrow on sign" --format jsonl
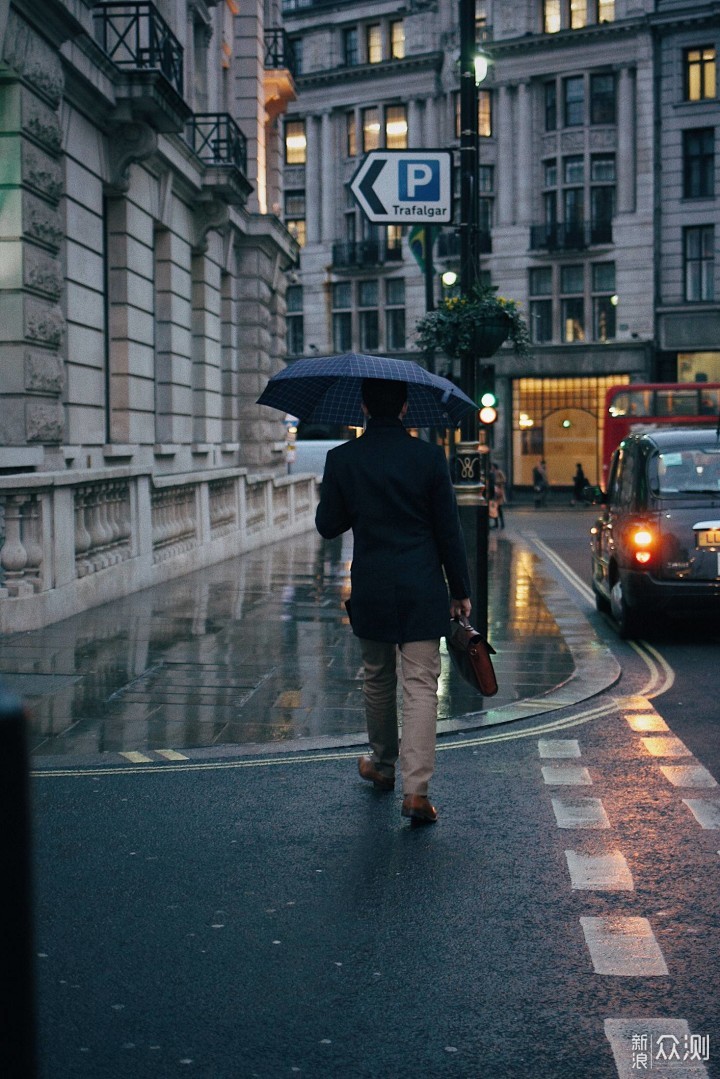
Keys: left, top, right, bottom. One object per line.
{"left": 358, "top": 158, "right": 386, "bottom": 215}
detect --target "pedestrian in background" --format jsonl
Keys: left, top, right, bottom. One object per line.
{"left": 315, "top": 378, "right": 472, "bottom": 824}
{"left": 489, "top": 462, "right": 506, "bottom": 529}
{"left": 571, "top": 462, "right": 587, "bottom": 505}
{"left": 532, "top": 459, "right": 549, "bottom": 507}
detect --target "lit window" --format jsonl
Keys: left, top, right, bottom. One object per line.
{"left": 386, "top": 225, "right": 403, "bottom": 260}
{"left": 478, "top": 90, "right": 492, "bottom": 137}
{"left": 367, "top": 24, "right": 382, "bottom": 64}
{"left": 362, "top": 107, "right": 380, "bottom": 151}
{"left": 346, "top": 112, "right": 357, "bottom": 157}
{"left": 390, "top": 20, "right": 405, "bottom": 59}
{"left": 570, "top": 0, "right": 586, "bottom": 29}
{"left": 284, "top": 120, "right": 306, "bottom": 165}
{"left": 385, "top": 105, "right": 407, "bottom": 149}
{"left": 592, "top": 263, "right": 616, "bottom": 341}
{"left": 286, "top": 219, "right": 306, "bottom": 247}
{"left": 686, "top": 47, "right": 716, "bottom": 102}
{"left": 543, "top": 0, "right": 561, "bottom": 33}
{"left": 597, "top": 0, "right": 614, "bottom": 22}
{"left": 560, "top": 265, "right": 585, "bottom": 342}
{"left": 284, "top": 193, "right": 306, "bottom": 244}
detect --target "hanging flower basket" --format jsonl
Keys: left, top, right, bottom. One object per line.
{"left": 416, "top": 284, "right": 531, "bottom": 362}
{"left": 473, "top": 313, "right": 511, "bottom": 358}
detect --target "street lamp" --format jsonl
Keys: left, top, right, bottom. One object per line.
{"left": 457, "top": 0, "right": 492, "bottom": 635}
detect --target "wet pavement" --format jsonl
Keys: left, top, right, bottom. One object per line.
{"left": 0, "top": 524, "right": 618, "bottom": 762}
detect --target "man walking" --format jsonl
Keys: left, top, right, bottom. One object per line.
{"left": 315, "top": 378, "right": 471, "bottom": 824}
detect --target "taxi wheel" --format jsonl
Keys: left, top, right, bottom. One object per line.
{"left": 610, "top": 579, "right": 642, "bottom": 639}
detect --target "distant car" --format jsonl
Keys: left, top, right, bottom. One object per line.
{"left": 590, "top": 429, "right": 720, "bottom": 636}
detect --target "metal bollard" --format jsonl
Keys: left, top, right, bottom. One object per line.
{"left": 0, "top": 685, "right": 37, "bottom": 1079}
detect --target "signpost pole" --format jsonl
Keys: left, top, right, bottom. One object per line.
{"left": 456, "top": 0, "right": 489, "bottom": 639}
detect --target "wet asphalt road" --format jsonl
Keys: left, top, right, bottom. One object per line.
{"left": 26, "top": 505, "right": 720, "bottom": 1078}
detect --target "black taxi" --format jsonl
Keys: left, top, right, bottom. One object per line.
{"left": 590, "top": 429, "right": 720, "bottom": 636}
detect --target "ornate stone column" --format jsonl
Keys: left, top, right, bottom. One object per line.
{"left": 496, "top": 85, "right": 514, "bottom": 227}
{"left": 617, "top": 66, "right": 636, "bottom": 214}
{"left": 407, "top": 98, "right": 422, "bottom": 144}
{"left": 320, "top": 111, "right": 334, "bottom": 243}
{"left": 304, "top": 116, "right": 321, "bottom": 245}
{"left": 516, "top": 82, "right": 532, "bottom": 225}
{"left": 0, "top": 9, "right": 67, "bottom": 462}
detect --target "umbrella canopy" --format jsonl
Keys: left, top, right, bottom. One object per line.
{"left": 257, "top": 353, "right": 476, "bottom": 428}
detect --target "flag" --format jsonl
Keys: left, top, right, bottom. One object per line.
{"left": 408, "top": 225, "right": 435, "bottom": 273}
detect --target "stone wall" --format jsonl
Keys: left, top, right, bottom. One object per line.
{"left": 0, "top": 466, "right": 319, "bottom": 632}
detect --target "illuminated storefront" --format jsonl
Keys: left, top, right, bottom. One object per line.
{"left": 512, "top": 375, "right": 630, "bottom": 487}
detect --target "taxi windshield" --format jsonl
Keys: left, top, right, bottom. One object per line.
{"left": 649, "top": 446, "right": 720, "bottom": 495}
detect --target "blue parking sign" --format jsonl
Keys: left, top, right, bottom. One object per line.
{"left": 399, "top": 159, "right": 440, "bottom": 202}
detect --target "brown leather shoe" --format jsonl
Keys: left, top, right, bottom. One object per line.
{"left": 401, "top": 794, "right": 438, "bottom": 824}
{"left": 358, "top": 755, "right": 395, "bottom": 791}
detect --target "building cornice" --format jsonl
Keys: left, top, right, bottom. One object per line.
{"left": 488, "top": 6, "right": 720, "bottom": 60}
{"left": 296, "top": 50, "right": 442, "bottom": 89}
{"left": 647, "top": 4, "right": 720, "bottom": 35}
{"left": 486, "top": 19, "right": 647, "bottom": 59}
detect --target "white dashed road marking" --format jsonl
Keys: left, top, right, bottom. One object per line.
{"left": 580, "top": 916, "right": 668, "bottom": 976}
{"left": 565, "top": 851, "right": 634, "bottom": 891}
{"left": 551, "top": 797, "right": 610, "bottom": 829}
{"left": 542, "top": 765, "right": 592, "bottom": 786}
{"left": 625, "top": 713, "right": 669, "bottom": 733}
{"left": 538, "top": 739, "right": 581, "bottom": 758}
{"left": 682, "top": 799, "right": 720, "bottom": 830}
{"left": 641, "top": 736, "right": 693, "bottom": 758}
{"left": 660, "top": 765, "right": 719, "bottom": 789}
{"left": 605, "top": 1018, "right": 710, "bottom": 1078}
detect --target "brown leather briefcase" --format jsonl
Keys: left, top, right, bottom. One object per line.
{"left": 446, "top": 616, "right": 498, "bottom": 697}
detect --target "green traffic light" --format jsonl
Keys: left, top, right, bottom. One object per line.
{"left": 480, "top": 391, "right": 497, "bottom": 408}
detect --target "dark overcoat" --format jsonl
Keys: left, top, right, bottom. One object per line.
{"left": 315, "top": 418, "right": 471, "bottom": 643}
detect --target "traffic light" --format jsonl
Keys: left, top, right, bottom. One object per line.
{"left": 478, "top": 364, "right": 497, "bottom": 425}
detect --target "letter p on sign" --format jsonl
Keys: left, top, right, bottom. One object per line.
{"left": 399, "top": 159, "right": 440, "bottom": 201}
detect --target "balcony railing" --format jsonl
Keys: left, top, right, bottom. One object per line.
{"left": 530, "top": 220, "right": 613, "bottom": 252}
{"left": 332, "top": 239, "right": 403, "bottom": 268}
{"left": 187, "top": 113, "right": 248, "bottom": 174}
{"left": 264, "top": 27, "right": 297, "bottom": 80}
{"left": 94, "top": 2, "right": 184, "bottom": 98}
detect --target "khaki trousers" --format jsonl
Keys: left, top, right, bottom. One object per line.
{"left": 359, "top": 638, "right": 442, "bottom": 797}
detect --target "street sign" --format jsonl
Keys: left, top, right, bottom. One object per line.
{"left": 350, "top": 150, "right": 453, "bottom": 224}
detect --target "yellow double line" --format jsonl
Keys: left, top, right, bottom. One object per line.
{"left": 33, "top": 699, "right": 618, "bottom": 779}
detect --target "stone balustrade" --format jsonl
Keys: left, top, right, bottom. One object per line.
{"left": 0, "top": 466, "right": 319, "bottom": 632}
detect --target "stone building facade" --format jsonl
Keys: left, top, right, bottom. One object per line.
{"left": 281, "top": 0, "right": 720, "bottom": 488}
{"left": 0, "top": 0, "right": 317, "bottom": 631}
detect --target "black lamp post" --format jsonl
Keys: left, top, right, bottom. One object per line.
{"left": 456, "top": 0, "right": 491, "bottom": 637}
{"left": 459, "top": 0, "right": 480, "bottom": 443}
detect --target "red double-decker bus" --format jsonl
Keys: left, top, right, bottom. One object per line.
{"left": 602, "top": 382, "right": 720, "bottom": 487}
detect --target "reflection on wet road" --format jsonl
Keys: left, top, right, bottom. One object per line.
{"left": 0, "top": 531, "right": 572, "bottom": 757}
